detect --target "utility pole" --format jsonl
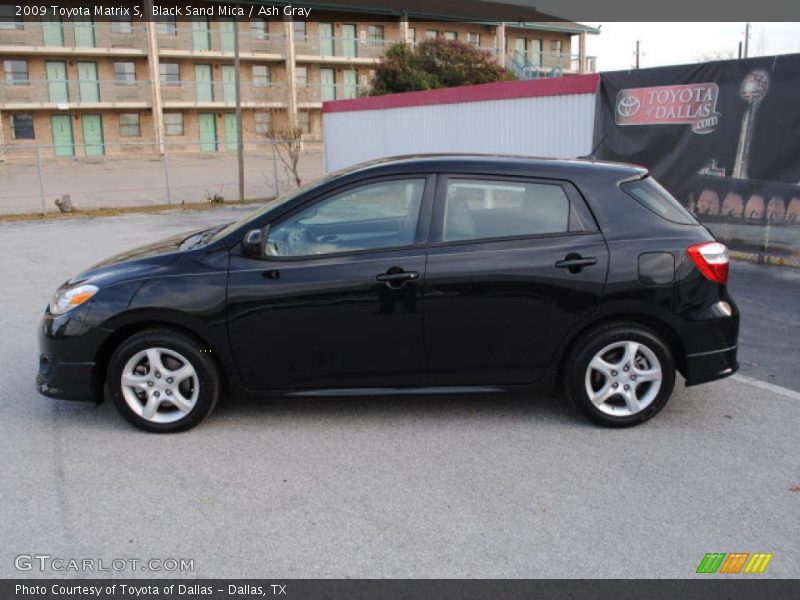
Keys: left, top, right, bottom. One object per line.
{"left": 234, "top": 5, "right": 244, "bottom": 201}
{"left": 635, "top": 40, "right": 641, "bottom": 69}
{"left": 738, "top": 41, "right": 743, "bottom": 59}
{"left": 744, "top": 22, "right": 750, "bottom": 58}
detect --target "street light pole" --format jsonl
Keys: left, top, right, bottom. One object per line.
{"left": 744, "top": 22, "right": 750, "bottom": 58}
{"left": 234, "top": 6, "right": 245, "bottom": 201}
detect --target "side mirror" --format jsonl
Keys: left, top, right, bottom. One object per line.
{"left": 243, "top": 228, "right": 264, "bottom": 257}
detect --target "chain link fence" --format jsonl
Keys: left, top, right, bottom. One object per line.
{"left": 0, "top": 139, "right": 325, "bottom": 215}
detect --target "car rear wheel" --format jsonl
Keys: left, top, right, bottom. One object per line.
{"left": 107, "top": 329, "right": 220, "bottom": 433}
{"left": 564, "top": 323, "right": 675, "bottom": 427}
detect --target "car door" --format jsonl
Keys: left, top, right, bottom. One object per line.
{"left": 423, "top": 174, "right": 608, "bottom": 386}
{"left": 227, "top": 175, "right": 435, "bottom": 391}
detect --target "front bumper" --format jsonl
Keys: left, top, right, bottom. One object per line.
{"left": 36, "top": 309, "right": 108, "bottom": 402}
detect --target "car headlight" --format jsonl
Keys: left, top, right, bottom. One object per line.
{"left": 49, "top": 284, "right": 99, "bottom": 316}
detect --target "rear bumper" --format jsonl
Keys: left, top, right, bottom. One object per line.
{"left": 683, "top": 345, "right": 739, "bottom": 386}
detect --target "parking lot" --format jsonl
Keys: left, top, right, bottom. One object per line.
{"left": 0, "top": 207, "right": 798, "bottom": 579}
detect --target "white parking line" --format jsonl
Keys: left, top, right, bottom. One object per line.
{"left": 732, "top": 374, "right": 800, "bottom": 401}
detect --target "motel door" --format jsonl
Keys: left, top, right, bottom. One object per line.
{"left": 198, "top": 113, "right": 217, "bottom": 152}
{"left": 82, "top": 114, "right": 105, "bottom": 156}
{"left": 219, "top": 18, "right": 235, "bottom": 53}
{"left": 342, "top": 24, "right": 357, "bottom": 58}
{"left": 46, "top": 61, "right": 69, "bottom": 103}
{"left": 50, "top": 114, "right": 75, "bottom": 157}
{"left": 224, "top": 114, "right": 238, "bottom": 151}
{"left": 222, "top": 65, "right": 236, "bottom": 103}
{"left": 195, "top": 65, "right": 214, "bottom": 103}
{"left": 77, "top": 62, "right": 100, "bottom": 103}
{"left": 192, "top": 18, "right": 211, "bottom": 52}
{"left": 73, "top": 17, "right": 95, "bottom": 47}
{"left": 343, "top": 69, "right": 358, "bottom": 99}
{"left": 320, "top": 68, "right": 336, "bottom": 102}
{"left": 319, "top": 23, "right": 335, "bottom": 56}
{"left": 42, "top": 18, "right": 64, "bottom": 46}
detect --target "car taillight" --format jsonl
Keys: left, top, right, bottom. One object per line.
{"left": 688, "top": 242, "right": 729, "bottom": 284}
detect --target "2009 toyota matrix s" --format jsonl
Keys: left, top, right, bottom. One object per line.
{"left": 37, "top": 155, "right": 739, "bottom": 432}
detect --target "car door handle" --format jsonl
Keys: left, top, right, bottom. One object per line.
{"left": 376, "top": 269, "right": 419, "bottom": 288}
{"left": 555, "top": 255, "right": 597, "bottom": 273}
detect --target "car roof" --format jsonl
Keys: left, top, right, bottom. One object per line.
{"left": 338, "top": 154, "right": 648, "bottom": 181}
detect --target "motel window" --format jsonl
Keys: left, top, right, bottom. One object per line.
{"left": 252, "top": 65, "right": 271, "bottom": 87}
{"left": 406, "top": 27, "right": 416, "bottom": 44}
{"left": 368, "top": 25, "right": 384, "bottom": 45}
{"left": 0, "top": 14, "right": 23, "bottom": 30}
{"left": 155, "top": 16, "right": 177, "bottom": 35}
{"left": 255, "top": 112, "right": 272, "bottom": 135}
{"left": 159, "top": 63, "right": 180, "bottom": 85}
{"left": 295, "top": 66, "right": 307, "bottom": 86}
{"left": 551, "top": 40, "right": 563, "bottom": 55}
{"left": 251, "top": 19, "right": 268, "bottom": 40}
{"left": 10, "top": 114, "right": 34, "bottom": 139}
{"left": 297, "top": 111, "right": 311, "bottom": 134}
{"left": 163, "top": 112, "right": 184, "bottom": 136}
{"left": 467, "top": 32, "right": 481, "bottom": 47}
{"left": 114, "top": 62, "right": 136, "bottom": 84}
{"left": 425, "top": 29, "right": 438, "bottom": 40}
{"left": 444, "top": 31, "right": 457, "bottom": 41}
{"left": 110, "top": 15, "right": 133, "bottom": 34}
{"left": 293, "top": 22, "right": 306, "bottom": 41}
{"left": 3, "top": 59, "right": 28, "bottom": 84}
{"left": 119, "top": 113, "right": 141, "bottom": 137}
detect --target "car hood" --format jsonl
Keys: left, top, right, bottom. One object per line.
{"left": 67, "top": 227, "right": 212, "bottom": 287}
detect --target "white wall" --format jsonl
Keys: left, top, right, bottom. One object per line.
{"left": 324, "top": 93, "right": 596, "bottom": 173}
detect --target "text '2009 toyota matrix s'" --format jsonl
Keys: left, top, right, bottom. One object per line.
{"left": 37, "top": 155, "right": 739, "bottom": 432}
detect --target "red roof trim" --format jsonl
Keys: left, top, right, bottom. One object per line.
{"left": 323, "top": 74, "right": 599, "bottom": 113}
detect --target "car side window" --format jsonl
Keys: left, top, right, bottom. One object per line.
{"left": 442, "top": 178, "right": 572, "bottom": 243}
{"left": 265, "top": 179, "right": 426, "bottom": 257}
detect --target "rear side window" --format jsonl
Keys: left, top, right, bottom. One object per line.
{"left": 621, "top": 177, "right": 699, "bottom": 225}
{"left": 442, "top": 179, "right": 590, "bottom": 243}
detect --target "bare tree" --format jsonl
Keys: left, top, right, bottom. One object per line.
{"left": 265, "top": 109, "right": 304, "bottom": 189}
{"left": 695, "top": 50, "right": 735, "bottom": 62}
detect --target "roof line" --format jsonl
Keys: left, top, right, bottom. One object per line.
{"left": 324, "top": 74, "right": 600, "bottom": 113}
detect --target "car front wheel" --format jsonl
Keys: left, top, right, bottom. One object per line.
{"left": 565, "top": 323, "right": 676, "bottom": 427}
{"left": 107, "top": 329, "right": 220, "bottom": 433}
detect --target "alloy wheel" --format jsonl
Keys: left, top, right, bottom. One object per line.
{"left": 584, "top": 340, "right": 663, "bottom": 417}
{"left": 120, "top": 347, "right": 199, "bottom": 424}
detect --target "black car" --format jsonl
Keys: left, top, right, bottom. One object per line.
{"left": 37, "top": 155, "right": 739, "bottom": 432}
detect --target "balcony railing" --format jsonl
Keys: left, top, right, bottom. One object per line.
{"left": 506, "top": 50, "right": 597, "bottom": 78}
{"left": 0, "top": 21, "right": 147, "bottom": 51}
{"left": 157, "top": 26, "right": 285, "bottom": 56}
{"left": 0, "top": 79, "right": 152, "bottom": 105}
{"left": 294, "top": 35, "right": 393, "bottom": 60}
{"left": 159, "top": 80, "right": 288, "bottom": 105}
{"left": 296, "top": 83, "right": 370, "bottom": 104}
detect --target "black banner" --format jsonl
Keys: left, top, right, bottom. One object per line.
{"left": 3, "top": 579, "right": 800, "bottom": 600}
{"left": 594, "top": 54, "right": 800, "bottom": 263}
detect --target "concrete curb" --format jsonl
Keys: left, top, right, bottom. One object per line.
{"left": 730, "top": 250, "right": 799, "bottom": 269}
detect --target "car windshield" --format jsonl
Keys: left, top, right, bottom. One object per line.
{"left": 208, "top": 169, "right": 352, "bottom": 244}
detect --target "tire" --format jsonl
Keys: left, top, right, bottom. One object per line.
{"left": 564, "top": 322, "right": 676, "bottom": 427}
{"left": 107, "top": 329, "right": 220, "bottom": 433}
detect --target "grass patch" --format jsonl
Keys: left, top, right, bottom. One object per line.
{"left": 0, "top": 199, "right": 272, "bottom": 223}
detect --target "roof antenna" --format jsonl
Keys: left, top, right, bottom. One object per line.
{"left": 578, "top": 132, "right": 609, "bottom": 161}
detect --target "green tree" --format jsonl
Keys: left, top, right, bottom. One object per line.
{"left": 370, "top": 38, "right": 515, "bottom": 95}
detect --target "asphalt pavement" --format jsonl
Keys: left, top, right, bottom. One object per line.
{"left": 0, "top": 208, "right": 797, "bottom": 579}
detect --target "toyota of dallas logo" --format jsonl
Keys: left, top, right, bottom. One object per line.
{"left": 615, "top": 83, "right": 721, "bottom": 134}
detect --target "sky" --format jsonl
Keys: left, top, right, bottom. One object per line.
{"left": 583, "top": 23, "right": 800, "bottom": 72}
